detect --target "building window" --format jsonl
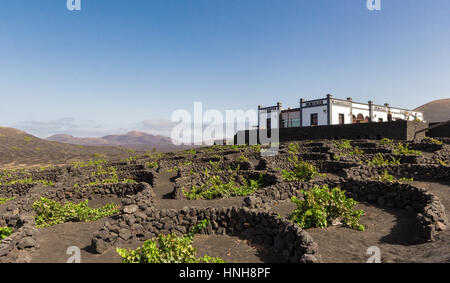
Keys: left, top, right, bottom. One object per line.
{"left": 290, "top": 118, "right": 300, "bottom": 127}
{"left": 338, "top": 114, "right": 345, "bottom": 125}
{"left": 266, "top": 118, "right": 272, "bottom": 130}
{"left": 311, "top": 113, "right": 318, "bottom": 126}
{"left": 356, "top": 114, "right": 364, "bottom": 123}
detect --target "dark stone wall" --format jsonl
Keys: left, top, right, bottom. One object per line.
{"left": 427, "top": 122, "right": 450, "bottom": 138}
{"left": 92, "top": 206, "right": 321, "bottom": 263}
{"left": 234, "top": 121, "right": 429, "bottom": 144}
{"left": 0, "top": 215, "right": 39, "bottom": 263}
{"left": 245, "top": 177, "right": 447, "bottom": 241}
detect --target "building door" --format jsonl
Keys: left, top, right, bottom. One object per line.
{"left": 387, "top": 113, "right": 392, "bottom": 122}
{"left": 338, "top": 114, "right": 345, "bottom": 125}
{"left": 311, "top": 113, "right": 318, "bottom": 126}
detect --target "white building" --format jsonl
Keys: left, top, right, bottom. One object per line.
{"left": 258, "top": 94, "right": 424, "bottom": 129}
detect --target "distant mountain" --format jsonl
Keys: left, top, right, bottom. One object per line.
{"left": 0, "top": 127, "right": 137, "bottom": 169}
{"left": 47, "top": 131, "right": 182, "bottom": 151}
{"left": 415, "top": 98, "right": 450, "bottom": 123}
{"left": 46, "top": 134, "right": 110, "bottom": 146}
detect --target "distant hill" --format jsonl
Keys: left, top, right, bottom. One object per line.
{"left": 0, "top": 127, "right": 137, "bottom": 169}
{"left": 415, "top": 98, "right": 450, "bottom": 123}
{"left": 46, "top": 131, "right": 183, "bottom": 151}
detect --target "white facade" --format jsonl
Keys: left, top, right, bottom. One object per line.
{"left": 258, "top": 95, "right": 424, "bottom": 129}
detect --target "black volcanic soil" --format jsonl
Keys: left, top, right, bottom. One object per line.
{"left": 193, "top": 234, "right": 285, "bottom": 263}
{"left": 271, "top": 181, "right": 450, "bottom": 263}
{"left": 28, "top": 174, "right": 450, "bottom": 263}
{"left": 1, "top": 139, "right": 449, "bottom": 263}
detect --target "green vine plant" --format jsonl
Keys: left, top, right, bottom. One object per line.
{"left": 334, "top": 139, "right": 353, "bottom": 150}
{"left": 288, "top": 143, "right": 301, "bottom": 155}
{"left": 332, "top": 140, "right": 364, "bottom": 159}
{"left": 33, "top": 197, "right": 119, "bottom": 228}
{"left": 367, "top": 153, "right": 400, "bottom": 167}
{"left": 392, "top": 143, "right": 422, "bottom": 156}
{"left": 145, "top": 161, "right": 159, "bottom": 169}
{"left": 372, "top": 170, "right": 413, "bottom": 183}
{"left": 116, "top": 219, "right": 225, "bottom": 263}
{"left": 183, "top": 167, "right": 265, "bottom": 200}
{"left": 379, "top": 138, "right": 394, "bottom": 146}
{"left": 72, "top": 159, "right": 107, "bottom": 169}
{"left": 281, "top": 148, "right": 319, "bottom": 182}
{"left": 75, "top": 165, "right": 137, "bottom": 187}
{"left": 236, "top": 154, "right": 249, "bottom": 163}
{"left": 0, "top": 178, "right": 54, "bottom": 187}
{"left": 0, "top": 197, "right": 16, "bottom": 205}
{"left": 289, "top": 185, "right": 365, "bottom": 231}
{"left": 423, "top": 137, "right": 443, "bottom": 145}
{"left": 0, "top": 227, "right": 13, "bottom": 243}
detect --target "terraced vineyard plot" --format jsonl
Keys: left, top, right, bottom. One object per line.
{"left": 0, "top": 140, "right": 448, "bottom": 263}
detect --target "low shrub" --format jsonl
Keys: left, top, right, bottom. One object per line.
{"left": 33, "top": 197, "right": 119, "bottom": 228}
{"left": 116, "top": 220, "right": 225, "bottom": 263}
{"left": 0, "top": 197, "right": 16, "bottom": 205}
{"left": 367, "top": 153, "right": 400, "bottom": 167}
{"left": 145, "top": 161, "right": 159, "bottom": 169}
{"left": 393, "top": 143, "right": 422, "bottom": 156}
{"left": 379, "top": 138, "right": 394, "bottom": 146}
{"left": 183, "top": 170, "right": 265, "bottom": 200}
{"left": 373, "top": 170, "right": 413, "bottom": 183}
{"left": 334, "top": 139, "right": 352, "bottom": 150}
{"left": 281, "top": 153, "right": 319, "bottom": 182}
{"left": 289, "top": 185, "right": 365, "bottom": 231}
{"left": 0, "top": 178, "right": 54, "bottom": 187}
{"left": 72, "top": 159, "right": 107, "bottom": 169}
{"left": 423, "top": 137, "right": 443, "bottom": 145}
{"left": 0, "top": 227, "right": 13, "bottom": 243}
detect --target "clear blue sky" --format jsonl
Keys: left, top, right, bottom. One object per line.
{"left": 1, "top": 0, "right": 449, "bottom": 137}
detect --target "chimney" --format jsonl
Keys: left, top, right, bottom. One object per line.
{"left": 277, "top": 102, "right": 282, "bottom": 110}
